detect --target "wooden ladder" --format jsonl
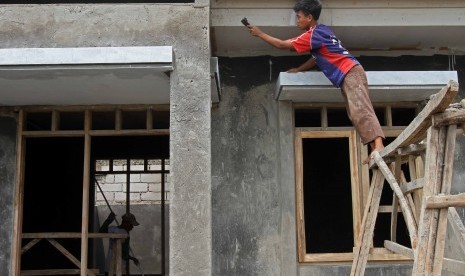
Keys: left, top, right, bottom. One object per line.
{"left": 351, "top": 80, "right": 465, "bottom": 275}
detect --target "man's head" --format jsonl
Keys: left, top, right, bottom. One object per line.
{"left": 293, "top": 0, "right": 322, "bottom": 30}
{"left": 121, "top": 212, "right": 139, "bottom": 231}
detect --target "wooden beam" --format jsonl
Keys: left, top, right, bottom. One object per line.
{"left": 432, "top": 124, "right": 458, "bottom": 274}
{"left": 385, "top": 241, "right": 464, "bottom": 275}
{"left": 351, "top": 170, "right": 385, "bottom": 276}
{"left": 21, "top": 239, "right": 41, "bottom": 255}
{"left": 372, "top": 80, "right": 458, "bottom": 165}
{"left": 22, "top": 233, "right": 127, "bottom": 239}
{"left": 80, "top": 110, "right": 91, "bottom": 276}
{"left": 373, "top": 152, "right": 418, "bottom": 249}
{"left": 294, "top": 129, "right": 306, "bottom": 262}
{"left": 397, "top": 143, "right": 426, "bottom": 157}
{"left": 384, "top": 240, "right": 414, "bottom": 258}
{"left": 20, "top": 269, "right": 99, "bottom": 275}
{"left": 12, "top": 110, "right": 26, "bottom": 276}
{"left": 432, "top": 109, "right": 465, "bottom": 127}
{"left": 46, "top": 239, "right": 96, "bottom": 276}
{"left": 400, "top": 178, "right": 424, "bottom": 194}
{"left": 426, "top": 193, "right": 465, "bottom": 209}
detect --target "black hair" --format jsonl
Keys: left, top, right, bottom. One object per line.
{"left": 293, "top": 0, "right": 322, "bottom": 20}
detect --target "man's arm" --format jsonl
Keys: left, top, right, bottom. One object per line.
{"left": 287, "top": 58, "right": 316, "bottom": 73}
{"left": 248, "top": 25, "right": 295, "bottom": 51}
{"left": 98, "top": 212, "right": 116, "bottom": 233}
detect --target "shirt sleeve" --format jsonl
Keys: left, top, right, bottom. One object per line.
{"left": 290, "top": 31, "right": 312, "bottom": 54}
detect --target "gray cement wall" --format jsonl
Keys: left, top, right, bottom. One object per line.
{"left": 0, "top": 115, "right": 17, "bottom": 276}
{"left": 212, "top": 56, "right": 465, "bottom": 276}
{"left": 0, "top": 2, "right": 212, "bottom": 275}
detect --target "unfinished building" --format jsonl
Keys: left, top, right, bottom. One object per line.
{"left": 0, "top": 0, "right": 464, "bottom": 275}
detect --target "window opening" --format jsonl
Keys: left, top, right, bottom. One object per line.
{"left": 302, "top": 137, "right": 353, "bottom": 253}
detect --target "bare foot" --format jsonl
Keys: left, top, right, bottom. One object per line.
{"left": 363, "top": 137, "right": 384, "bottom": 165}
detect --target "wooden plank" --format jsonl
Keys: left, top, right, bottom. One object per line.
{"left": 391, "top": 160, "right": 401, "bottom": 243}
{"left": 425, "top": 126, "right": 447, "bottom": 274}
{"left": 89, "top": 129, "right": 169, "bottom": 136}
{"left": 294, "top": 129, "right": 306, "bottom": 262}
{"left": 21, "top": 269, "right": 99, "bottom": 275}
{"left": 401, "top": 178, "right": 424, "bottom": 194}
{"left": 350, "top": 170, "right": 385, "bottom": 276}
{"left": 146, "top": 108, "right": 153, "bottom": 130}
{"left": 116, "top": 239, "right": 122, "bottom": 276}
{"left": 80, "top": 110, "right": 91, "bottom": 276}
{"left": 321, "top": 106, "right": 328, "bottom": 128}
{"left": 12, "top": 110, "right": 26, "bottom": 276}
{"left": 448, "top": 207, "right": 465, "bottom": 254}
{"left": 426, "top": 193, "right": 465, "bottom": 209}
{"left": 384, "top": 241, "right": 464, "bottom": 274}
{"left": 433, "top": 125, "right": 458, "bottom": 274}
{"left": 46, "top": 239, "right": 81, "bottom": 269}
{"left": 432, "top": 109, "right": 465, "bottom": 127}
{"left": 371, "top": 80, "right": 458, "bottom": 167}
{"left": 349, "top": 130, "right": 362, "bottom": 246}
{"left": 303, "top": 251, "right": 411, "bottom": 263}
{"left": 397, "top": 143, "right": 426, "bottom": 157}
{"left": 384, "top": 240, "right": 414, "bottom": 258}
{"left": 378, "top": 205, "right": 401, "bottom": 213}
{"left": 373, "top": 152, "right": 418, "bottom": 249}
{"left": 22, "top": 233, "right": 127, "bottom": 239}
{"left": 414, "top": 126, "right": 446, "bottom": 274}
{"left": 385, "top": 105, "right": 393, "bottom": 127}
{"left": 21, "top": 239, "right": 41, "bottom": 255}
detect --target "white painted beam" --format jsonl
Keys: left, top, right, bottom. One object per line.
{"left": 276, "top": 71, "right": 458, "bottom": 103}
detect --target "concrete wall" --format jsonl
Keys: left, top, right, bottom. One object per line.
{"left": 0, "top": 2, "right": 211, "bottom": 275}
{"left": 0, "top": 114, "right": 17, "bottom": 276}
{"left": 211, "top": 55, "right": 465, "bottom": 275}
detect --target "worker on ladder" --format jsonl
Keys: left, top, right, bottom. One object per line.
{"left": 99, "top": 212, "right": 140, "bottom": 275}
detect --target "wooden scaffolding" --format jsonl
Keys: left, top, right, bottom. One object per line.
{"left": 351, "top": 80, "right": 465, "bottom": 275}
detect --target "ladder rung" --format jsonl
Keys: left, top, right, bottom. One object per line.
{"left": 397, "top": 143, "right": 426, "bottom": 156}
{"left": 401, "top": 178, "right": 424, "bottom": 194}
{"left": 426, "top": 193, "right": 465, "bottom": 209}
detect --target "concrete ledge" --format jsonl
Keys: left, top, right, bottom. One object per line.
{"left": 276, "top": 71, "right": 458, "bottom": 103}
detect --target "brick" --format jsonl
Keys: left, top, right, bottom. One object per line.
{"left": 114, "top": 174, "right": 127, "bottom": 183}
{"left": 141, "top": 192, "right": 161, "bottom": 201}
{"left": 122, "top": 183, "right": 148, "bottom": 192}
{"left": 114, "top": 193, "right": 127, "bottom": 202}
{"left": 141, "top": 174, "right": 161, "bottom": 183}
{"left": 130, "top": 174, "right": 141, "bottom": 182}
{"left": 100, "top": 184, "right": 121, "bottom": 192}
{"left": 130, "top": 193, "right": 141, "bottom": 202}
{"left": 96, "top": 192, "right": 114, "bottom": 202}
{"left": 105, "top": 175, "right": 115, "bottom": 183}
{"left": 148, "top": 183, "right": 162, "bottom": 192}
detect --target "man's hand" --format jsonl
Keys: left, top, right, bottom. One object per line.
{"left": 287, "top": 68, "right": 301, "bottom": 73}
{"left": 247, "top": 25, "right": 264, "bottom": 37}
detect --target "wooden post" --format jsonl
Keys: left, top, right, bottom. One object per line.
{"left": 11, "top": 110, "right": 25, "bottom": 276}
{"left": 116, "top": 239, "right": 122, "bottom": 276}
{"left": 432, "top": 125, "right": 457, "bottom": 274}
{"left": 80, "top": 110, "right": 91, "bottom": 276}
{"left": 351, "top": 169, "right": 385, "bottom": 276}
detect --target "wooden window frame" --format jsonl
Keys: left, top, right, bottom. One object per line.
{"left": 295, "top": 128, "right": 412, "bottom": 263}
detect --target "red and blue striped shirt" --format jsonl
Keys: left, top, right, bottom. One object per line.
{"left": 291, "top": 24, "right": 359, "bottom": 88}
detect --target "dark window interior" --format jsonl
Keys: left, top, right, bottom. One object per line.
{"left": 295, "top": 109, "right": 321, "bottom": 127}
{"left": 392, "top": 108, "right": 416, "bottom": 126}
{"left": 327, "top": 108, "right": 352, "bottom": 127}
{"left": 302, "top": 138, "right": 354, "bottom": 253}
{"left": 26, "top": 112, "right": 52, "bottom": 131}
{"left": 60, "top": 112, "right": 84, "bottom": 130}
{"left": 22, "top": 138, "right": 84, "bottom": 270}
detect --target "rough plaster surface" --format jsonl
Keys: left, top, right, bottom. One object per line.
{"left": 0, "top": 116, "right": 17, "bottom": 276}
{"left": 212, "top": 83, "right": 282, "bottom": 275}
{"left": 0, "top": 4, "right": 212, "bottom": 276}
{"left": 168, "top": 5, "right": 212, "bottom": 276}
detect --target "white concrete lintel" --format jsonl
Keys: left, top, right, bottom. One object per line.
{"left": 0, "top": 46, "right": 173, "bottom": 66}
{"left": 276, "top": 71, "right": 458, "bottom": 103}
